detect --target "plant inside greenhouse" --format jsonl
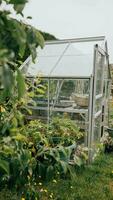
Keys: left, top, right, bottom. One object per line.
{"left": 0, "top": 0, "right": 113, "bottom": 200}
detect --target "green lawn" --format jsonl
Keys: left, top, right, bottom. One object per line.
{"left": 44, "top": 153, "right": 113, "bottom": 200}
{"left": 1, "top": 153, "right": 113, "bottom": 200}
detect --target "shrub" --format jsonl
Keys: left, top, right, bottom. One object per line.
{"left": 48, "top": 116, "right": 84, "bottom": 146}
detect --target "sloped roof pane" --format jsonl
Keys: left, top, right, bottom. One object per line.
{"left": 27, "top": 56, "right": 58, "bottom": 77}
{"left": 23, "top": 38, "right": 105, "bottom": 78}
{"left": 65, "top": 41, "right": 105, "bottom": 56}
{"left": 26, "top": 43, "right": 69, "bottom": 77}
{"left": 38, "top": 43, "right": 68, "bottom": 56}
{"left": 50, "top": 55, "right": 93, "bottom": 77}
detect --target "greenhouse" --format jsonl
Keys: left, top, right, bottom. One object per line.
{"left": 21, "top": 36, "right": 111, "bottom": 156}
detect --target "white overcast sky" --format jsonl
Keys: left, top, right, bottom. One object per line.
{"left": 19, "top": 0, "right": 113, "bottom": 62}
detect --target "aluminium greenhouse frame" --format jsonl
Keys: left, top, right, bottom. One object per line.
{"left": 21, "top": 36, "right": 111, "bottom": 158}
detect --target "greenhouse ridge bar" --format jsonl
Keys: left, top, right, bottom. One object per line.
{"left": 21, "top": 36, "right": 111, "bottom": 160}
{"left": 45, "top": 36, "right": 106, "bottom": 44}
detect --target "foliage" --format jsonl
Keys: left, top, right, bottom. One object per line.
{"left": 0, "top": 118, "right": 88, "bottom": 191}
{"left": 19, "top": 119, "right": 87, "bottom": 180}
{"left": 101, "top": 132, "right": 113, "bottom": 153}
{"left": 0, "top": 2, "right": 44, "bottom": 105}
{"left": 40, "top": 154, "right": 113, "bottom": 200}
{"left": 0, "top": 0, "right": 45, "bottom": 134}
{"left": 48, "top": 116, "right": 84, "bottom": 145}
{"left": 1, "top": 154, "right": 113, "bottom": 200}
{"left": 0, "top": 188, "right": 18, "bottom": 200}
{"left": 40, "top": 31, "right": 57, "bottom": 41}
{"left": 0, "top": 1, "right": 44, "bottom": 198}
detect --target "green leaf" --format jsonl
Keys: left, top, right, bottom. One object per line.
{"left": 58, "top": 146, "right": 68, "bottom": 162}
{"left": 67, "top": 165, "right": 75, "bottom": 179}
{"left": 35, "top": 30, "right": 45, "bottom": 49}
{"left": 19, "top": 42, "right": 26, "bottom": 58}
{"left": 8, "top": 19, "right": 27, "bottom": 57}
{"left": 0, "top": 159, "right": 10, "bottom": 175}
{"left": 16, "top": 69, "right": 26, "bottom": 99}
{"left": 28, "top": 167, "right": 32, "bottom": 177}
{"left": 11, "top": 117, "right": 18, "bottom": 127}
{"left": 9, "top": 0, "right": 27, "bottom": 13}
{"left": 27, "top": 16, "right": 32, "bottom": 19}
{"left": 2, "top": 65, "right": 14, "bottom": 100}
{"left": 74, "top": 155, "right": 82, "bottom": 166}
{"left": 2, "top": 145, "right": 14, "bottom": 155}
{"left": 36, "top": 88, "right": 45, "bottom": 94}
{"left": 1, "top": 121, "right": 10, "bottom": 134}
{"left": 14, "top": 4, "right": 25, "bottom": 14}
{"left": 59, "top": 160, "right": 68, "bottom": 174}
{"left": 12, "top": 133, "right": 27, "bottom": 142}
{"left": 46, "top": 165, "right": 54, "bottom": 181}
{"left": 38, "top": 162, "right": 46, "bottom": 178}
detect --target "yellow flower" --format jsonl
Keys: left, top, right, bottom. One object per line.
{"left": 44, "top": 189, "right": 48, "bottom": 193}
{"left": 0, "top": 106, "right": 5, "bottom": 112}
{"left": 49, "top": 192, "right": 53, "bottom": 198}
{"left": 21, "top": 198, "right": 25, "bottom": 200}
{"left": 39, "top": 182, "right": 42, "bottom": 186}
{"left": 111, "top": 171, "right": 113, "bottom": 174}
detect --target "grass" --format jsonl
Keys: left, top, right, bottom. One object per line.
{"left": 43, "top": 153, "right": 113, "bottom": 200}
{"left": 0, "top": 153, "right": 113, "bottom": 200}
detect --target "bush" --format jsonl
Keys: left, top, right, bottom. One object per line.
{"left": 48, "top": 116, "right": 84, "bottom": 146}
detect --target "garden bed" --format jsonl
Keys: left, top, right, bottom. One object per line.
{"left": 1, "top": 153, "right": 113, "bottom": 200}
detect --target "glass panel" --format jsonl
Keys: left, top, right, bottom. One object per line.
{"left": 93, "top": 114, "right": 102, "bottom": 142}
{"left": 65, "top": 41, "right": 105, "bottom": 56}
{"left": 23, "top": 41, "right": 106, "bottom": 78}
{"left": 27, "top": 56, "right": 59, "bottom": 77}
{"left": 95, "top": 97, "right": 102, "bottom": 113}
{"left": 49, "top": 79, "right": 90, "bottom": 139}
{"left": 96, "top": 52, "right": 104, "bottom": 95}
{"left": 51, "top": 55, "right": 93, "bottom": 77}
{"left": 38, "top": 43, "right": 68, "bottom": 56}
{"left": 49, "top": 79, "right": 89, "bottom": 109}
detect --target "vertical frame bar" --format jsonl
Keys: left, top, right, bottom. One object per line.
{"left": 47, "top": 78, "right": 50, "bottom": 124}
{"left": 88, "top": 75, "right": 94, "bottom": 160}
{"left": 90, "top": 45, "right": 98, "bottom": 150}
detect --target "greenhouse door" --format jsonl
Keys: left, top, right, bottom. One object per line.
{"left": 91, "top": 45, "right": 105, "bottom": 152}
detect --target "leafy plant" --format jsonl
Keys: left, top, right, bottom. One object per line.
{"left": 48, "top": 116, "right": 84, "bottom": 145}
{"left": 0, "top": 1, "right": 44, "bottom": 106}
{"left": 0, "top": 0, "right": 44, "bottom": 198}
{"left": 18, "top": 119, "right": 87, "bottom": 181}
{"left": 101, "top": 133, "right": 113, "bottom": 153}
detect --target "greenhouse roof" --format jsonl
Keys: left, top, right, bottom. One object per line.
{"left": 21, "top": 36, "right": 106, "bottom": 78}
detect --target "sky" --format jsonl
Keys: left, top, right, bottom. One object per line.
{"left": 4, "top": 0, "right": 113, "bottom": 62}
